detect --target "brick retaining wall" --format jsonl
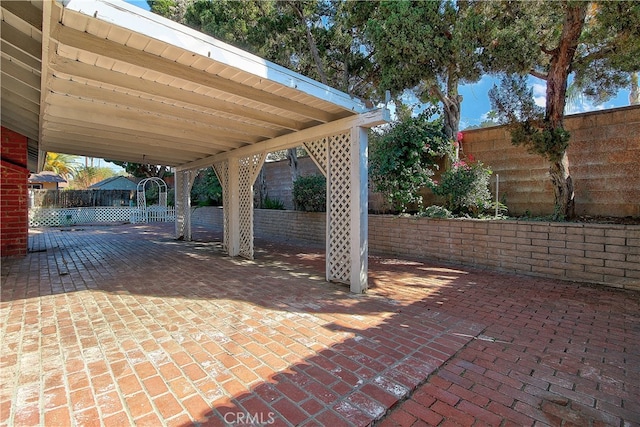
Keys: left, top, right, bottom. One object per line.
{"left": 192, "top": 207, "right": 640, "bottom": 290}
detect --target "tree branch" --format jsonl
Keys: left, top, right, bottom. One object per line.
{"left": 529, "top": 69, "right": 548, "bottom": 80}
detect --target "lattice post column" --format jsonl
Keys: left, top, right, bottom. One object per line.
{"left": 227, "top": 157, "right": 241, "bottom": 257}
{"left": 350, "top": 126, "right": 368, "bottom": 293}
{"left": 175, "top": 169, "right": 197, "bottom": 241}
{"left": 213, "top": 160, "right": 231, "bottom": 254}
{"left": 325, "top": 132, "right": 352, "bottom": 286}
{"left": 238, "top": 153, "right": 266, "bottom": 259}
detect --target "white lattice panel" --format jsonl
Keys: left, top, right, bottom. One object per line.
{"left": 29, "top": 207, "right": 175, "bottom": 227}
{"left": 326, "top": 132, "right": 352, "bottom": 283}
{"left": 238, "top": 153, "right": 265, "bottom": 259}
{"left": 213, "top": 160, "right": 230, "bottom": 253}
{"left": 304, "top": 138, "right": 328, "bottom": 176}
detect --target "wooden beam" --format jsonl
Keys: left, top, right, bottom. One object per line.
{"left": 0, "top": 21, "right": 41, "bottom": 59}
{"left": 1, "top": 73, "right": 40, "bottom": 104}
{"left": 43, "top": 98, "right": 248, "bottom": 149}
{"left": 1, "top": 56, "right": 40, "bottom": 90}
{"left": 176, "top": 108, "right": 390, "bottom": 171}
{"left": 48, "top": 77, "right": 283, "bottom": 140}
{"left": 42, "top": 124, "right": 218, "bottom": 157}
{"left": 1, "top": 101, "right": 38, "bottom": 125}
{"left": 41, "top": 113, "right": 243, "bottom": 155}
{"left": 0, "top": 114, "right": 39, "bottom": 140}
{"left": 55, "top": 24, "right": 339, "bottom": 123}
{"left": 1, "top": 88, "right": 40, "bottom": 115}
{"left": 44, "top": 92, "right": 259, "bottom": 146}
{"left": 1, "top": 1, "right": 42, "bottom": 31}
{"left": 39, "top": 139, "right": 193, "bottom": 166}
{"left": 49, "top": 57, "right": 307, "bottom": 131}
{"left": 1, "top": 40, "right": 41, "bottom": 70}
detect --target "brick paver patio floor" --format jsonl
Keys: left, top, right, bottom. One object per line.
{"left": 1, "top": 223, "right": 638, "bottom": 426}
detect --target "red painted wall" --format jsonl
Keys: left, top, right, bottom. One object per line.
{"left": 1, "top": 126, "right": 29, "bottom": 257}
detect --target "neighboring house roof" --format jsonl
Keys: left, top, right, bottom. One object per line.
{"left": 89, "top": 176, "right": 137, "bottom": 191}
{"left": 28, "top": 171, "right": 67, "bottom": 183}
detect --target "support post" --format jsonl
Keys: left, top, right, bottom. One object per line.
{"left": 175, "top": 169, "right": 196, "bottom": 241}
{"left": 227, "top": 157, "right": 241, "bottom": 256}
{"left": 350, "top": 126, "right": 368, "bottom": 293}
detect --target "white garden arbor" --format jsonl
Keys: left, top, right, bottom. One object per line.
{"left": 1, "top": 0, "right": 389, "bottom": 292}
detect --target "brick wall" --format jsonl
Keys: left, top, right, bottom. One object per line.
{"left": 462, "top": 105, "right": 640, "bottom": 217}
{"left": 369, "top": 216, "right": 639, "bottom": 291}
{"left": 191, "top": 207, "right": 640, "bottom": 291}
{"left": 1, "top": 127, "right": 29, "bottom": 257}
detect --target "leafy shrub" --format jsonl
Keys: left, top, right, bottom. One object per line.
{"left": 369, "top": 108, "right": 453, "bottom": 212}
{"left": 430, "top": 160, "right": 493, "bottom": 216}
{"left": 262, "top": 196, "right": 285, "bottom": 210}
{"left": 293, "top": 174, "right": 326, "bottom": 212}
{"left": 191, "top": 167, "right": 222, "bottom": 206}
{"left": 419, "top": 205, "right": 453, "bottom": 218}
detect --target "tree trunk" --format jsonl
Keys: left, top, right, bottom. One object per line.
{"left": 442, "top": 97, "right": 461, "bottom": 158}
{"left": 432, "top": 77, "right": 462, "bottom": 159}
{"left": 287, "top": 148, "right": 299, "bottom": 182}
{"left": 549, "top": 152, "right": 575, "bottom": 220}
{"left": 543, "top": 3, "right": 586, "bottom": 220}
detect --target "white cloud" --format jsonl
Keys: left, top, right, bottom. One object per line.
{"left": 565, "top": 98, "right": 607, "bottom": 115}
{"left": 532, "top": 83, "right": 546, "bottom": 107}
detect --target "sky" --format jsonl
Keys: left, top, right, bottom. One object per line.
{"left": 458, "top": 75, "right": 632, "bottom": 129}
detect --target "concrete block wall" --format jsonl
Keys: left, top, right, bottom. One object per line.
{"left": 191, "top": 207, "right": 640, "bottom": 291}
{"left": 462, "top": 105, "right": 640, "bottom": 217}
{"left": 1, "top": 127, "right": 29, "bottom": 257}
{"left": 254, "top": 209, "right": 325, "bottom": 244}
{"left": 191, "top": 206, "right": 325, "bottom": 244}
{"left": 257, "top": 106, "right": 640, "bottom": 217}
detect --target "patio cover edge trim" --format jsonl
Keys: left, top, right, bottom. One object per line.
{"left": 175, "top": 108, "right": 391, "bottom": 171}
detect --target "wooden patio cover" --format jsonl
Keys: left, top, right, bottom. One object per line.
{"left": 1, "top": 0, "right": 389, "bottom": 292}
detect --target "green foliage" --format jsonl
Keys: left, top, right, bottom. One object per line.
{"left": 369, "top": 109, "right": 453, "bottom": 213}
{"left": 191, "top": 167, "right": 222, "bottom": 207}
{"left": 293, "top": 174, "right": 326, "bottom": 212}
{"left": 364, "top": 0, "right": 490, "bottom": 137}
{"left": 262, "top": 196, "right": 285, "bottom": 210}
{"left": 489, "top": 75, "right": 570, "bottom": 162}
{"left": 44, "top": 152, "right": 81, "bottom": 180}
{"left": 419, "top": 205, "right": 453, "bottom": 219}
{"left": 430, "top": 160, "right": 493, "bottom": 217}
{"left": 107, "top": 161, "right": 170, "bottom": 179}
{"left": 144, "top": 184, "right": 175, "bottom": 207}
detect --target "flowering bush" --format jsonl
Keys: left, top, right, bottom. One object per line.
{"left": 369, "top": 108, "right": 453, "bottom": 212}
{"left": 430, "top": 160, "right": 493, "bottom": 216}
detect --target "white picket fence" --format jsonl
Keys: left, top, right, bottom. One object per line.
{"left": 29, "top": 206, "right": 176, "bottom": 227}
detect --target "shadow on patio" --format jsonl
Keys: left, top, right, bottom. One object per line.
{"left": 1, "top": 223, "right": 638, "bottom": 426}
